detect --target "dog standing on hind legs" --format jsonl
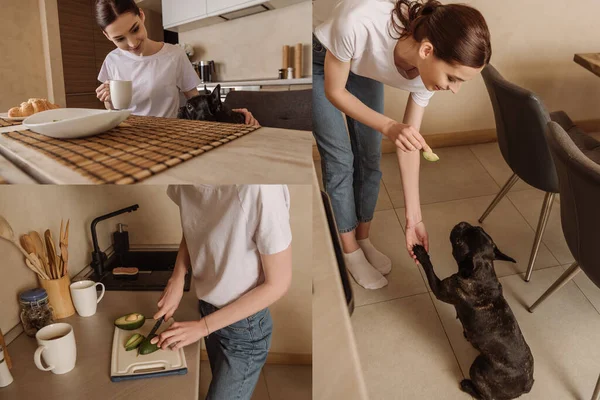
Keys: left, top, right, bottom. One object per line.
{"left": 413, "top": 221, "right": 534, "bottom": 400}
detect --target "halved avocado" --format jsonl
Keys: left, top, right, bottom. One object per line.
{"left": 422, "top": 151, "right": 440, "bottom": 162}
{"left": 114, "top": 313, "right": 145, "bottom": 330}
{"left": 125, "top": 333, "right": 145, "bottom": 351}
{"left": 138, "top": 334, "right": 160, "bottom": 355}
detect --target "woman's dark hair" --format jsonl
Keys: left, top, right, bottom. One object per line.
{"left": 95, "top": 0, "right": 141, "bottom": 30}
{"left": 391, "top": 0, "right": 491, "bottom": 68}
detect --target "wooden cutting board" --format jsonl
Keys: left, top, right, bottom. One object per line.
{"left": 0, "top": 329, "right": 12, "bottom": 369}
{"left": 110, "top": 318, "right": 187, "bottom": 382}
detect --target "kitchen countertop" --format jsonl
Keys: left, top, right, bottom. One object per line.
{"left": 201, "top": 77, "right": 312, "bottom": 87}
{"left": 312, "top": 171, "right": 369, "bottom": 400}
{"left": 0, "top": 125, "right": 313, "bottom": 184}
{"left": 0, "top": 290, "right": 201, "bottom": 400}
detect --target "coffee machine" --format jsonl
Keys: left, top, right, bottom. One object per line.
{"left": 195, "top": 60, "right": 215, "bottom": 83}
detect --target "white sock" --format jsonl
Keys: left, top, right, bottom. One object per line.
{"left": 357, "top": 238, "right": 392, "bottom": 275}
{"left": 344, "top": 248, "right": 388, "bottom": 290}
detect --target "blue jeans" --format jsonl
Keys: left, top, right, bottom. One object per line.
{"left": 312, "top": 35, "right": 384, "bottom": 233}
{"left": 199, "top": 300, "right": 273, "bottom": 400}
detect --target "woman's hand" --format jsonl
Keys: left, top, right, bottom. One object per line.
{"left": 153, "top": 274, "right": 185, "bottom": 321}
{"left": 95, "top": 81, "right": 112, "bottom": 104}
{"left": 405, "top": 221, "right": 429, "bottom": 264}
{"left": 151, "top": 320, "right": 208, "bottom": 351}
{"left": 232, "top": 108, "right": 260, "bottom": 126}
{"left": 383, "top": 121, "right": 431, "bottom": 153}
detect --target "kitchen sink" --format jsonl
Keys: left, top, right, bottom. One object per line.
{"left": 88, "top": 249, "right": 191, "bottom": 292}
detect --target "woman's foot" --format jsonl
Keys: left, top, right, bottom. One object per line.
{"left": 357, "top": 238, "right": 392, "bottom": 275}
{"left": 344, "top": 248, "right": 388, "bottom": 289}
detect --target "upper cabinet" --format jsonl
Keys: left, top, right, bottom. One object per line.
{"left": 162, "top": 0, "right": 307, "bottom": 32}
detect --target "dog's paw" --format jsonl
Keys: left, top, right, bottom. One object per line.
{"left": 412, "top": 244, "right": 428, "bottom": 261}
{"left": 459, "top": 380, "right": 481, "bottom": 399}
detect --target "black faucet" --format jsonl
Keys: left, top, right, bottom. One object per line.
{"left": 90, "top": 204, "right": 139, "bottom": 276}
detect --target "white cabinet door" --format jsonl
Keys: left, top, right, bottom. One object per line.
{"left": 206, "top": 0, "right": 261, "bottom": 15}
{"left": 163, "top": 0, "right": 207, "bottom": 28}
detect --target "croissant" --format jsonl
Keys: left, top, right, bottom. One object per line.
{"left": 8, "top": 98, "right": 60, "bottom": 117}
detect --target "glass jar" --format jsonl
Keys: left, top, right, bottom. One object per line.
{"left": 19, "top": 288, "right": 54, "bottom": 337}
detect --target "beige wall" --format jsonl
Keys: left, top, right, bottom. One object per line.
{"left": 0, "top": 0, "right": 48, "bottom": 112}
{"left": 316, "top": 0, "right": 600, "bottom": 135}
{"left": 0, "top": 185, "right": 311, "bottom": 355}
{"left": 179, "top": 2, "right": 312, "bottom": 81}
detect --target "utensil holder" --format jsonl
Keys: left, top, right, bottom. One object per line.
{"left": 39, "top": 275, "right": 75, "bottom": 319}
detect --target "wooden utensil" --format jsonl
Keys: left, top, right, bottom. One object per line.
{"left": 60, "top": 219, "right": 69, "bottom": 277}
{"left": 0, "top": 329, "right": 11, "bottom": 369}
{"left": 44, "top": 229, "right": 59, "bottom": 279}
{"left": 25, "top": 257, "right": 49, "bottom": 280}
{"left": 0, "top": 216, "right": 49, "bottom": 279}
{"left": 30, "top": 231, "right": 50, "bottom": 278}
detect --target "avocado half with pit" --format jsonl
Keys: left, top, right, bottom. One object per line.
{"left": 114, "top": 313, "right": 145, "bottom": 330}
{"left": 138, "top": 334, "right": 160, "bottom": 355}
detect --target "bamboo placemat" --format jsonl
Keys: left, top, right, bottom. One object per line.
{"left": 0, "top": 117, "right": 23, "bottom": 127}
{"left": 2, "top": 115, "right": 259, "bottom": 184}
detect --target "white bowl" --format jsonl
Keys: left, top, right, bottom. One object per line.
{"left": 23, "top": 108, "right": 131, "bottom": 139}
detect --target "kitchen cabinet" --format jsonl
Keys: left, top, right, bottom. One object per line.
{"left": 162, "top": 0, "right": 207, "bottom": 29}
{"left": 206, "top": 0, "right": 262, "bottom": 15}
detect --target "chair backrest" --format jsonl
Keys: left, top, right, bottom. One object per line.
{"left": 224, "top": 89, "right": 312, "bottom": 131}
{"left": 482, "top": 65, "right": 558, "bottom": 192}
{"left": 546, "top": 121, "right": 600, "bottom": 288}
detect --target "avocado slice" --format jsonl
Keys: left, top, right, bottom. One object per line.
{"left": 422, "top": 150, "right": 440, "bottom": 162}
{"left": 125, "top": 333, "right": 145, "bottom": 351}
{"left": 138, "top": 334, "right": 160, "bottom": 355}
{"left": 114, "top": 313, "right": 146, "bottom": 330}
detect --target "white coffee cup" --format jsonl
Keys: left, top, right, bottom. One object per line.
{"left": 34, "top": 323, "right": 77, "bottom": 375}
{"left": 70, "top": 280, "right": 105, "bottom": 317}
{"left": 109, "top": 80, "right": 132, "bottom": 109}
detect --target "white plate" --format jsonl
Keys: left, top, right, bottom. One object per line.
{"left": 23, "top": 108, "right": 131, "bottom": 139}
{"left": 0, "top": 112, "right": 26, "bottom": 121}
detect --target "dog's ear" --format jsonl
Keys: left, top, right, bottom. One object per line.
{"left": 211, "top": 84, "right": 221, "bottom": 100}
{"left": 494, "top": 246, "right": 516, "bottom": 263}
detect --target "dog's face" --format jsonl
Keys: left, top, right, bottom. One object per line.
{"left": 450, "top": 222, "right": 515, "bottom": 267}
{"left": 177, "top": 85, "right": 245, "bottom": 124}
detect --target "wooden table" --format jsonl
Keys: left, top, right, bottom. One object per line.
{"left": 0, "top": 125, "right": 313, "bottom": 184}
{"left": 574, "top": 53, "right": 600, "bottom": 78}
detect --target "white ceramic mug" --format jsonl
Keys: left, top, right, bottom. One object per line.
{"left": 34, "top": 323, "right": 77, "bottom": 375}
{"left": 109, "top": 80, "right": 132, "bottom": 109}
{"left": 70, "top": 280, "right": 105, "bottom": 317}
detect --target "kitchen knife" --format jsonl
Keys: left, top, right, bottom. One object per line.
{"left": 147, "top": 316, "right": 164, "bottom": 338}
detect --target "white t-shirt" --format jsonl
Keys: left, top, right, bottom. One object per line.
{"left": 98, "top": 43, "right": 200, "bottom": 118}
{"left": 314, "top": 0, "right": 435, "bottom": 107}
{"left": 167, "top": 185, "right": 293, "bottom": 308}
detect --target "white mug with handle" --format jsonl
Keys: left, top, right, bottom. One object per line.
{"left": 34, "top": 323, "right": 77, "bottom": 375}
{"left": 69, "top": 280, "right": 105, "bottom": 317}
{"left": 109, "top": 80, "right": 132, "bottom": 110}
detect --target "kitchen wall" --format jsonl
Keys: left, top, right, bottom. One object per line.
{"left": 0, "top": 185, "right": 311, "bottom": 356}
{"left": 179, "top": 2, "right": 312, "bottom": 81}
{"left": 0, "top": 0, "right": 49, "bottom": 112}
{"left": 314, "top": 0, "right": 600, "bottom": 135}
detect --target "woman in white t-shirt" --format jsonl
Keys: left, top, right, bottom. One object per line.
{"left": 150, "top": 185, "right": 292, "bottom": 400}
{"left": 313, "top": 0, "right": 491, "bottom": 290}
{"left": 93, "top": 0, "right": 258, "bottom": 124}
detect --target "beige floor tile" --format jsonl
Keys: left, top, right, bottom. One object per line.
{"left": 199, "top": 360, "right": 270, "bottom": 399}
{"left": 263, "top": 364, "right": 312, "bottom": 400}
{"left": 313, "top": 160, "right": 393, "bottom": 212}
{"left": 572, "top": 265, "right": 600, "bottom": 314}
{"left": 352, "top": 293, "right": 470, "bottom": 399}
{"left": 469, "top": 142, "right": 534, "bottom": 192}
{"left": 380, "top": 146, "right": 500, "bottom": 208}
{"left": 351, "top": 209, "right": 428, "bottom": 307}
{"left": 395, "top": 195, "right": 559, "bottom": 282}
{"left": 431, "top": 266, "right": 600, "bottom": 400}
{"left": 507, "top": 189, "right": 574, "bottom": 266}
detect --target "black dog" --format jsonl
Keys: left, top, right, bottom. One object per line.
{"left": 413, "top": 222, "right": 534, "bottom": 400}
{"left": 177, "top": 84, "right": 245, "bottom": 124}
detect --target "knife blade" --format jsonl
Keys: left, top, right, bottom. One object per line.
{"left": 147, "top": 316, "right": 164, "bottom": 338}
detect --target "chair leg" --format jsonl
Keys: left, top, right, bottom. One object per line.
{"left": 592, "top": 373, "right": 600, "bottom": 400}
{"left": 479, "top": 173, "right": 519, "bottom": 223}
{"left": 524, "top": 192, "right": 556, "bottom": 282}
{"left": 528, "top": 262, "right": 581, "bottom": 312}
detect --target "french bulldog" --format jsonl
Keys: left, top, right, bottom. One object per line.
{"left": 177, "top": 84, "right": 245, "bottom": 124}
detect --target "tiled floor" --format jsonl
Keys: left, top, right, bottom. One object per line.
{"left": 316, "top": 142, "right": 600, "bottom": 399}
{"left": 199, "top": 361, "right": 312, "bottom": 400}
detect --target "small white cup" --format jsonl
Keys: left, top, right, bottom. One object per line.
{"left": 70, "top": 280, "right": 105, "bottom": 317}
{"left": 109, "top": 80, "right": 132, "bottom": 110}
{"left": 34, "top": 323, "right": 77, "bottom": 375}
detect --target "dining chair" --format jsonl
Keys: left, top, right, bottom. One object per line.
{"left": 528, "top": 121, "right": 600, "bottom": 400}
{"left": 225, "top": 89, "right": 312, "bottom": 131}
{"left": 479, "top": 64, "right": 581, "bottom": 281}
